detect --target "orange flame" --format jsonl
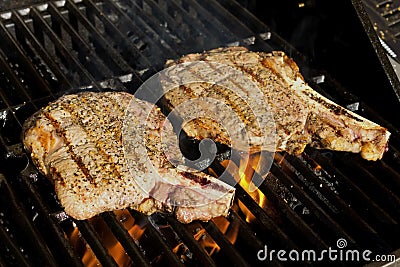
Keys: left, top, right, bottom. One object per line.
{"left": 314, "top": 164, "right": 322, "bottom": 171}
{"left": 69, "top": 223, "right": 100, "bottom": 267}
{"left": 220, "top": 154, "right": 269, "bottom": 223}
{"left": 69, "top": 209, "right": 240, "bottom": 265}
{"left": 275, "top": 152, "right": 286, "bottom": 165}
{"left": 212, "top": 216, "right": 239, "bottom": 245}
{"left": 196, "top": 228, "right": 220, "bottom": 255}
{"left": 68, "top": 210, "right": 145, "bottom": 266}
{"left": 196, "top": 216, "right": 240, "bottom": 256}
{"left": 172, "top": 242, "right": 183, "bottom": 254}
{"left": 172, "top": 216, "right": 240, "bottom": 258}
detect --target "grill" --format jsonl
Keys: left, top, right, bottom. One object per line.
{"left": 0, "top": 0, "right": 399, "bottom": 266}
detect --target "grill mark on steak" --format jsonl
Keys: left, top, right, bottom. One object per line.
{"left": 166, "top": 47, "right": 307, "bottom": 153}
{"left": 201, "top": 48, "right": 271, "bottom": 88}
{"left": 57, "top": 96, "right": 124, "bottom": 182}
{"left": 181, "top": 171, "right": 211, "bottom": 186}
{"left": 209, "top": 84, "right": 257, "bottom": 127}
{"left": 225, "top": 51, "right": 303, "bottom": 147}
{"left": 43, "top": 111, "right": 96, "bottom": 185}
{"left": 23, "top": 92, "right": 235, "bottom": 222}
{"left": 181, "top": 84, "right": 193, "bottom": 95}
{"left": 233, "top": 59, "right": 268, "bottom": 87}
{"left": 190, "top": 58, "right": 260, "bottom": 128}
{"left": 166, "top": 56, "right": 264, "bottom": 145}
{"left": 50, "top": 166, "right": 65, "bottom": 186}
{"left": 163, "top": 47, "right": 390, "bottom": 160}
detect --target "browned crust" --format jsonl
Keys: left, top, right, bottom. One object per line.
{"left": 163, "top": 46, "right": 390, "bottom": 161}
{"left": 23, "top": 92, "right": 236, "bottom": 222}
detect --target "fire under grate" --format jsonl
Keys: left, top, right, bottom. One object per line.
{"left": 0, "top": 0, "right": 399, "bottom": 266}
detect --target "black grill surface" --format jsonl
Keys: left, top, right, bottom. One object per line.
{"left": 0, "top": 0, "right": 399, "bottom": 266}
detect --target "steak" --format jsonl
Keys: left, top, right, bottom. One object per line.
{"left": 163, "top": 47, "right": 390, "bottom": 161}
{"left": 22, "top": 91, "right": 235, "bottom": 223}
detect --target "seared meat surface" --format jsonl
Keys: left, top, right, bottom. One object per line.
{"left": 22, "top": 47, "right": 390, "bottom": 222}
{"left": 22, "top": 91, "right": 235, "bottom": 223}
{"left": 164, "top": 47, "right": 390, "bottom": 161}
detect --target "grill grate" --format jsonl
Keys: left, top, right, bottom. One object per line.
{"left": 0, "top": 0, "right": 399, "bottom": 266}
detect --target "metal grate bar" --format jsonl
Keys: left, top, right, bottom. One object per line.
{"left": 227, "top": 151, "right": 329, "bottom": 250}
{"left": 129, "top": 210, "right": 185, "bottom": 266}
{"left": 74, "top": 220, "right": 119, "bottom": 267}
{"left": 46, "top": 3, "right": 116, "bottom": 80}
{"left": 0, "top": 50, "right": 33, "bottom": 106}
{"left": 0, "top": 111, "right": 23, "bottom": 146}
{"left": 230, "top": 210, "right": 287, "bottom": 266}
{"left": 104, "top": 0, "right": 178, "bottom": 60}
{"left": 257, "top": 173, "right": 329, "bottom": 249}
{"left": 210, "top": 160, "right": 301, "bottom": 251}
{"left": 1, "top": 173, "right": 62, "bottom": 266}
{"left": 101, "top": 212, "right": 151, "bottom": 267}
{"left": 169, "top": 0, "right": 275, "bottom": 53}
{"left": 166, "top": 0, "right": 226, "bottom": 48}
{"left": 165, "top": 216, "right": 218, "bottom": 267}
{"left": 303, "top": 149, "right": 399, "bottom": 226}
{"left": 355, "top": 153, "right": 400, "bottom": 205}
{"left": 201, "top": 220, "right": 250, "bottom": 267}
{"left": 48, "top": 3, "right": 123, "bottom": 80}
{"left": 219, "top": 209, "right": 282, "bottom": 266}
{"left": 234, "top": 185, "right": 301, "bottom": 250}
{"left": 29, "top": 7, "right": 99, "bottom": 87}
{"left": 0, "top": 225, "right": 31, "bottom": 267}
{"left": 0, "top": 90, "right": 8, "bottom": 109}
{"left": 177, "top": 0, "right": 238, "bottom": 43}
{"left": 11, "top": 11, "right": 74, "bottom": 91}
{"left": 378, "top": 160, "right": 400, "bottom": 190}
{"left": 134, "top": 0, "right": 202, "bottom": 48}
{"left": 303, "top": 152, "right": 400, "bottom": 250}
{"left": 141, "top": 0, "right": 220, "bottom": 51}
{"left": 0, "top": 93, "right": 8, "bottom": 110}
{"left": 0, "top": 174, "right": 51, "bottom": 267}
{"left": 83, "top": 0, "right": 165, "bottom": 76}
{"left": 114, "top": 0, "right": 183, "bottom": 54}
{"left": 18, "top": 166, "right": 84, "bottom": 266}
{"left": 270, "top": 160, "right": 357, "bottom": 247}
{"left": 190, "top": 0, "right": 272, "bottom": 51}
{"left": 65, "top": 0, "right": 135, "bottom": 76}
{"left": 143, "top": 0, "right": 193, "bottom": 37}
{"left": 227, "top": 210, "right": 285, "bottom": 266}
{"left": 228, "top": 210, "right": 264, "bottom": 248}
{"left": 285, "top": 155, "right": 392, "bottom": 251}
{"left": 383, "top": 144, "right": 400, "bottom": 175}
{"left": 0, "top": 21, "right": 53, "bottom": 99}
{"left": 334, "top": 154, "right": 400, "bottom": 218}
{"left": 300, "top": 153, "right": 396, "bottom": 229}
